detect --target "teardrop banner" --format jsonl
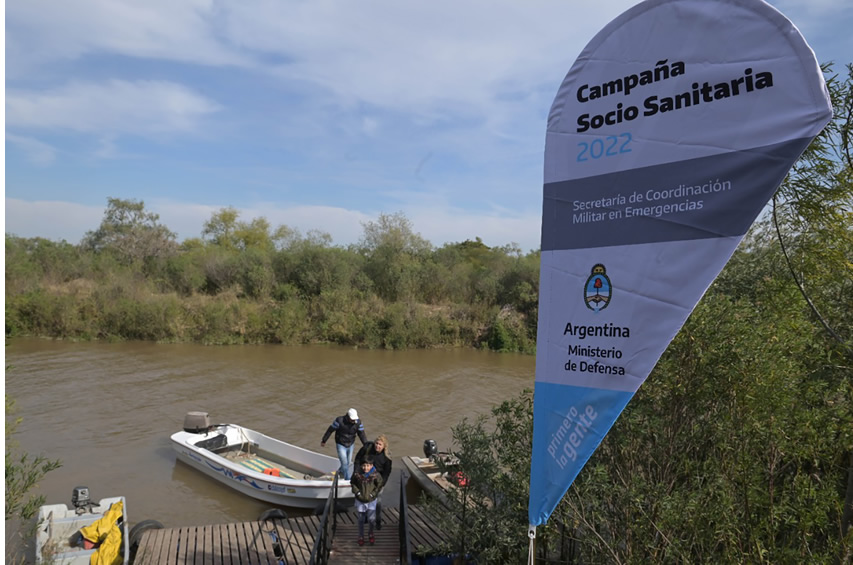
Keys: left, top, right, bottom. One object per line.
{"left": 528, "top": 0, "right": 831, "bottom": 529}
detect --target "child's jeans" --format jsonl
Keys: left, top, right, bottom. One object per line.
{"left": 355, "top": 499, "right": 377, "bottom": 537}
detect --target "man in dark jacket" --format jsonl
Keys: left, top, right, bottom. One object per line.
{"left": 355, "top": 434, "right": 391, "bottom": 528}
{"left": 321, "top": 408, "right": 367, "bottom": 480}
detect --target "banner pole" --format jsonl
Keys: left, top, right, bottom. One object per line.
{"left": 527, "top": 525, "right": 536, "bottom": 565}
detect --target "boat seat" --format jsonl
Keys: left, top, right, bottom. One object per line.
{"left": 238, "top": 456, "right": 297, "bottom": 479}
{"left": 195, "top": 434, "right": 228, "bottom": 452}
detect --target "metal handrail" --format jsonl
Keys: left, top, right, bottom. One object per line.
{"left": 398, "top": 470, "right": 413, "bottom": 564}
{"left": 309, "top": 473, "right": 339, "bottom": 565}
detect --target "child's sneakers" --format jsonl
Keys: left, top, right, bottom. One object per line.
{"left": 369, "top": 535, "right": 375, "bottom": 545}
{"left": 358, "top": 537, "right": 364, "bottom": 546}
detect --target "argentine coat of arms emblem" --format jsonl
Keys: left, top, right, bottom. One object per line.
{"left": 584, "top": 264, "right": 612, "bottom": 312}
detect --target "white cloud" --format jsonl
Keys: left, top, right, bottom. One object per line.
{"left": 222, "top": 1, "right": 635, "bottom": 118}
{"left": 94, "top": 136, "right": 121, "bottom": 159}
{"left": 7, "top": 0, "right": 635, "bottom": 120}
{"left": 8, "top": 1, "right": 845, "bottom": 141}
{"left": 7, "top": 1, "right": 848, "bottom": 117}
{"left": 6, "top": 80, "right": 221, "bottom": 135}
{"left": 4, "top": 199, "right": 104, "bottom": 243}
{"left": 5, "top": 134, "right": 58, "bottom": 165}
{"left": 361, "top": 117, "right": 379, "bottom": 137}
{"left": 5, "top": 0, "right": 250, "bottom": 75}
{"left": 406, "top": 206, "right": 541, "bottom": 252}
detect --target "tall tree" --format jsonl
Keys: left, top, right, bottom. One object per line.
{"left": 772, "top": 63, "right": 853, "bottom": 353}
{"left": 83, "top": 198, "right": 176, "bottom": 264}
{"left": 359, "top": 212, "right": 432, "bottom": 302}
{"left": 772, "top": 65, "right": 853, "bottom": 551}
{"left": 202, "top": 207, "right": 240, "bottom": 249}
{"left": 202, "top": 207, "right": 287, "bottom": 252}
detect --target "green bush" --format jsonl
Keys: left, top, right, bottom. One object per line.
{"left": 6, "top": 290, "right": 84, "bottom": 338}
{"left": 265, "top": 298, "right": 309, "bottom": 344}
{"left": 485, "top": 308, "right": 534, "bottom": 353}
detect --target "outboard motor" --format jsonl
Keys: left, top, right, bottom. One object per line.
{"left": 72, "top": 486, "right": 91, "bottom": 514}
{"left": 184, "top": 411, "right": 212, "bottom": 433}
{"left": 423, "top": 439, "right": 438, "bottom": 459}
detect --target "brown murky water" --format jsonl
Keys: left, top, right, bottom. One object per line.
{"left": 5, "top": 337, "right": 532, "bottom": 546}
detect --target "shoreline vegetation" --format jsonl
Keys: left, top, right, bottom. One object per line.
{"left": 5, "top": 209, "right": 539, "bottom": 353}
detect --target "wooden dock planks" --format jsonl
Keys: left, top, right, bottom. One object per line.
{"left": 327, "top": 510, "right": 400, "bottom": 564}
{"left": 406, "top": 505, "right": 449, "bottom": 554}
{"left": 134, "top": 505, "right": 449, "bottom": 564}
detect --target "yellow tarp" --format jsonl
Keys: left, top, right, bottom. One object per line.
{"left": 78, "top": 500, "right": 124, "bottom": 565}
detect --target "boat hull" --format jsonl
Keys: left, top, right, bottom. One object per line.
{"left": 171, "top": 425, "right": 353, "bottom": 509}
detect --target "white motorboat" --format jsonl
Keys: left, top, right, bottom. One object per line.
{"left": 171, "top": 412, "right": 353, "bottom": 509}
{"left": 35, "top": 488, "right": 129, "bottom": 565}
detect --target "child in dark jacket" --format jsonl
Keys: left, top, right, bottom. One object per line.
{"left": 351, "top": 457, "right": 384, "bottom": 545}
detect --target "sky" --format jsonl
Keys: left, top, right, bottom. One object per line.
{"left": 5, "top": 0, "right": 852, "bottom": 253}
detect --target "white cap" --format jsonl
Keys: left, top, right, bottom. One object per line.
{"left": 347, "top": 408, "right": 359, "bottom": 420}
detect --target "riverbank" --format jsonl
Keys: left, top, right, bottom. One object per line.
{"left": 5, "top": 283, "right": 534, "bottom": 352}
{"left": 5, "top": 226, "right": 539, "bottom": 353}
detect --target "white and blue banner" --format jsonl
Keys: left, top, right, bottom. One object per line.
{"left": 528, "top": 0, "right": 832, "bottom": 528}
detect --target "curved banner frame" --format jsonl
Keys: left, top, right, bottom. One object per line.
{"left": 529, "top": 0, "right": 831, "bottom": 527}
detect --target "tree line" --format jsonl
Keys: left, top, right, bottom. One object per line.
{"left": 6, "top": 205, "right": 540, "bottom": 352}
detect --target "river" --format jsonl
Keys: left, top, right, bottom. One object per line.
{"left": 5, "top": 337, "right": 533, "bottom": 546}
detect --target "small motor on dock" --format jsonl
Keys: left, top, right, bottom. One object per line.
{"left": 184, "top": 411, "right": 212, "bottom": 433}
{"left": 423, "top": 439, "right": 438, "bottom": 460}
